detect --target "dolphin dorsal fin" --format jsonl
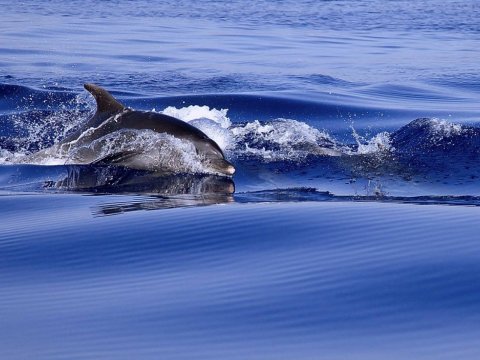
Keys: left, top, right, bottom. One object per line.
{"left": 84, "top": 83, "right": 125, "bottom": 114}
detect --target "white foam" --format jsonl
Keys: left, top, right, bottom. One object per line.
{"left": 428, "top": 118, "right": 463, "bottom": 140}
{"left": 0, "top": 149, "right": 15, "bottom": 164}
{"left": 231, "top": 119, "right": 340, "bottom": 161}
{"left": 12, "top": 93, "right": 93, "bottom": 153}
{"left": 162, "top": 105, "right": 231, "bottom": 129}
{"left": 352, "top": 129, "right": 393, "bottom": 155}
{"left": 161, "top": 105, "right": 235, "bottom": 152}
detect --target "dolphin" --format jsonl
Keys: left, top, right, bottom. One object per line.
{"left": 27, "top": 84, "right": 235, "bottom": 175}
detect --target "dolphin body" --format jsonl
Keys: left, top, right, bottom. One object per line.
{"left": 30, "top": 84, "right": 235, "bottom": 175}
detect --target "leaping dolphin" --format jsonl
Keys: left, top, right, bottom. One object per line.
{"left": 28, "top": 84, "right": 235, "bottom": 176}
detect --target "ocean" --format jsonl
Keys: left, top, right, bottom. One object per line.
{"left": 1, "top": 1, "right": 480, "bottom": 359}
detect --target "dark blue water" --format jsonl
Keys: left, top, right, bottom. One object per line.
{"left": 1, "top": 1, "right": 480, "bottom": 359}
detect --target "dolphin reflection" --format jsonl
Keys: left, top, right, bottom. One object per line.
{"left": 54, "top": 165, "right": 235, "bottom": 196}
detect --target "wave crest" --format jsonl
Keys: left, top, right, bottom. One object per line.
{"left": 231, "top": 119, "right": 340, "bottom": 160}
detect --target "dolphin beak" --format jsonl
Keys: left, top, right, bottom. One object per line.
{"left": 225, "top": 165, "right": 235, "bottom": 175}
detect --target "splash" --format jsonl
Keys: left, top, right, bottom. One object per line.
{"left": 162, "top": 105, "right": 231, "bottom": 128}
{"left": 161, "top": 105, "right": 234, "bottom": 151}
{"left": 161, "top": 107, "right": 343, "bottom": 161}
{"left": 350, "top": 126, "right": 394, "bottom": 155}
{"left": 231, "top": 119, "right": 341, "bottom": 160}
{"left": 0, "top": 149, "right": 15, "bottom": 164}
{"left": 6, "top": 92, "right": 94, "bottom": 159}
{"left": 68, "top": 129, "right": 206, "bottom": 174}
{"left": 428, "top": 118, "right": 464, "bottom": 139}
{"left": 17, "top": 128, "right": 207, "bottom": 174}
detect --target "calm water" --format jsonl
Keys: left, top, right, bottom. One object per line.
{"left": 1, "top": 1, "right": 480, "bottom": 359}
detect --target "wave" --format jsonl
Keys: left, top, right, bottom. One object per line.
{"left": 391, "top": 117, "right": 480, "bottom": 154}
{"left": 1, "top": 86, "right": 479, "bottom": 197}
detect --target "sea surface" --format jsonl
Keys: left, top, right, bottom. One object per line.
{"left": 1, "top": 1, "right": 480, "bottom": 359}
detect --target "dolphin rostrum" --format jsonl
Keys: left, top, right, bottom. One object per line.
{"left": 30, "top": 84, "right": 235, "bottom": 176}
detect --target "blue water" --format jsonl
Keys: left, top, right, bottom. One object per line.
{"left": 1, "top": 1, "right": 480, "bottom": 359}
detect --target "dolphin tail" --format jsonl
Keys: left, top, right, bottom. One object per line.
{"left": 84, "top": 83, "right": 125, "bottom": 115}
